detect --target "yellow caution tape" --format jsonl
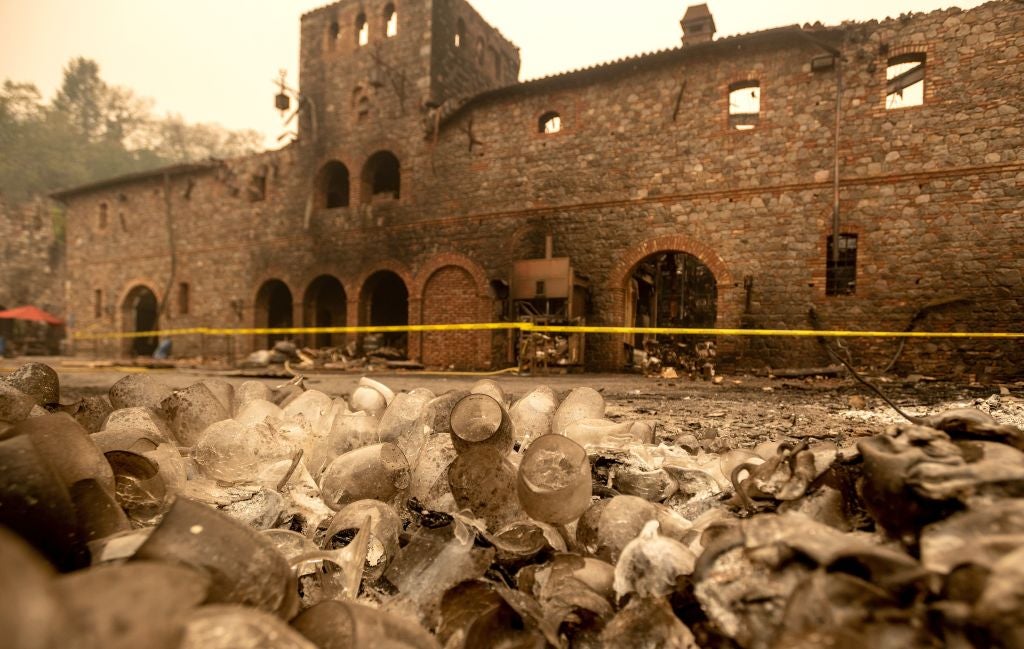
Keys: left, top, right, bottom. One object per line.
{"left": 70, "top": 323, "right": 1024, "bottom": 341}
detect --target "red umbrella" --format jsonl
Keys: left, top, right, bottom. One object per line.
{"left": 0, "top": 305, "right": 64, "bottom": 325}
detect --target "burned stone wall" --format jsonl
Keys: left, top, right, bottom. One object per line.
{"left": 0, "top": 198, "right": 64, "bottom": 319}
{"left": 59, "top": 1, "right": 1024, "bottom": 377}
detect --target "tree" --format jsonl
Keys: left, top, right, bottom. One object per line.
{"left": 152, "top": 114, "right": 262, "bottom": 163}
{"left": 0, "top": 57, "right": 265, "bottom": 205}
{"left": 51, "top": 57, "right": 107, "bottom": 142}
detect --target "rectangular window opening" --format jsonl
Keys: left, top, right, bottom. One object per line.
{"left": 826, "top": 234, "right": 858, "bottom": 296}
{"left": 94, "top": 289, "right": 103, "bottom": 318}
{"left": 886, "top": 54, "right": 925, "bottom": 109}
{"left": 178, "top": 282, "right": 190, "bottom": 316}
{"left": 728, "top": 81, "right": 760, "bottom": 130}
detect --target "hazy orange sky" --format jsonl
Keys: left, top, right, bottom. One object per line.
{"left": 0, "top": 0, "right": 985, "bottom": 147}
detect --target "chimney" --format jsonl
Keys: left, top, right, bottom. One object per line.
{"left": 680, "top": 4, "right": 716, "bottom": 46}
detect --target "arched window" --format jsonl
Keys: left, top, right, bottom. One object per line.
{"left": 384, "top": 4, "right": 397, "bottom": 38}
{"left": 455, "top": 18, "right": 465, "bottom": 48}
{"left": 327, "top": 20, "right": 340, "bottom": 49}
{"left": 728, "top": 80, "right": 760, "bottom": 130}
{"left": 356, "top": 13, "right": 369, "bottom": 46}
{"left": 317, "top": 161, "right": 350, "bottom": 208}
{"left": 475, "top": 37, "right": 484, "bottom": 64}
{"left": 352, "top": 85, "right": 371, "bottom": 120}
{"left": 361, "top": 151, "right": 401, "bottom": 202}
{"left": 539, "top": 111, "right": 561, "bottom": 134}
{"left": 489, "top": 47, "right": 500, "bottom": 79}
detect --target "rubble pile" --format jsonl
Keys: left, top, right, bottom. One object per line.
{"left": 241, "top": 339, "right": 419, "bottom": 373}
{"left": 2, "top": 361, "right": 1024, "bottom": 648}
{"left": 637, "top": 339, "right": 717, "bottom": 380}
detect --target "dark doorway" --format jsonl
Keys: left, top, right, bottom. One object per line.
{"left": 628, "top": 251, "right": 717, "bottom": 364}
{"left": 303, "top": 275, "right": 347, "bottom": 348}
{"left": 255, "top": 280, "right": 294, "bottom": 348}
{"left": 360, "top": 270, "right": 408, "bottom": 353}
{"left": 122, "top": 286, "right": 159, "bottom": 356}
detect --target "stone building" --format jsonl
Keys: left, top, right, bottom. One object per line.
{"left": 0, "top": 198, "right": 65, "bottom": 350}
{"left": 53, "top": 0, "right": 1023, "bottom": 377}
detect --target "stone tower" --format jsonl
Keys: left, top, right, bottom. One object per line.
{"left": 297, "top": 0, "right": 520, "bottom": 206}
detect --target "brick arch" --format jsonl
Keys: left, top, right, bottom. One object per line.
{"left": 610, "top": 234, "right": 733, "bottom": 289}
{"left": 253, "top": 277, "right": 297, "bottom": 348}
{"left": 298, "top": 267, "right": 355, "bottom": 306}
{"left": 352, "top": 259, "right": 414, "bottom": 298}
{"left": 252, "top": 276, "right": 299, "bottom": 310}
{"left": 596, "top": 234, "right": 740, "bottom": 370}
{"left": 355, "top": 261, "right": 413, "bottom": 355}
{"left": 419, "top": 263, "right": 489, "bottom": 370}
{"left": 411, "top": 252, "right": 489, "bottom": 299}
{"left": 301, "top": 273, "right": 349, "bottom": 348}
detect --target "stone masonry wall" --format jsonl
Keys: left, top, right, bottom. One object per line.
{"left": 60, "top": 1, "right": 1024, "bottom": 377}
{"left": 0, "top": 197, "right": 64, "bottom": 319}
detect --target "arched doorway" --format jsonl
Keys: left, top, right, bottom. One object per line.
{"left": 122, "top": 286, "right": 159, "bottom": 357}
{"left": 303, "top": 275, "right": 347, "bottom": 348}
{"left": 359, "top": 270, "right": 408, "bottom": 355}
{"left": 626, "top": 251, "right": 717, "bottom": 365}
{"left": 255, "top": 280, "right": 293, "bottom": 348}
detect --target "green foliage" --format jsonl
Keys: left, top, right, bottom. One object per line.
{"left": 0, "top": 58, "right": 263, "bottom": 205}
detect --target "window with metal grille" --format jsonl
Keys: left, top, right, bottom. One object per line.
{"left": 826, "top": 234, "right": 858, "bottom": 296}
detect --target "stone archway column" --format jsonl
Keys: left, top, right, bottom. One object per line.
{"left": 347, "top": 297, "right": 360, "bottom": 355}
{"left": 407, "top": 297, "right": 423, "bottom": 362}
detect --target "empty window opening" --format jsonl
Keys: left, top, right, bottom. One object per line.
{"left": 255, "top": 279, "right": 293, "bottom": 347}
{"left": 455, "top": 18, "right": 465, "bottom": 48}
{"left": 123, "top": 285, "right": 158, "bottom": 356}
{"left": 886, "top": 53, "right": 925, "bottom": 109}
{"left": 490, "top": 47, "right": 500, "bottom": 78}
{"left": 317, "top": 161, "right": 350, "bottom": 208}
{"left": 826, "top": 234, "right": 858, "bottom": 296}
{"left": 303, "top": 275, "right": 347, "bottom": 348}
{"left": 94, "top": 289, "right": 103, "bottom": 318}
{"left": 476, "top": 37, "right": 484, "bottom": 64}
{"left": 356, "top": 13, "right": 369, "bottom": 46}
{"left": 328, "top": 20, "right": 340, "bottom": 48}
{"left": 98, "top": 202, "right": 108, "bottom": 229}
{"left": 626, "top": 251, "right": 717, "bottom": 366}
{"left": 362, "top": 151, "right": 401, "bottom": 201}
{"left": 178, "top": 282, "right": 190, "bottom": 316}
{"left": 384, "top": 4, "right": 397, "bottom": 37}
{"left": 539, "top": 112, "right": 561, "bottom": 134}
{"left": 728, "top": 81, "right": 760, "bottom": 130}
{"left": 360, "top": 270, "right": 408, "bottom": 353}
{"left": 248, "top": 172, "right": 267, "bottom": 202}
